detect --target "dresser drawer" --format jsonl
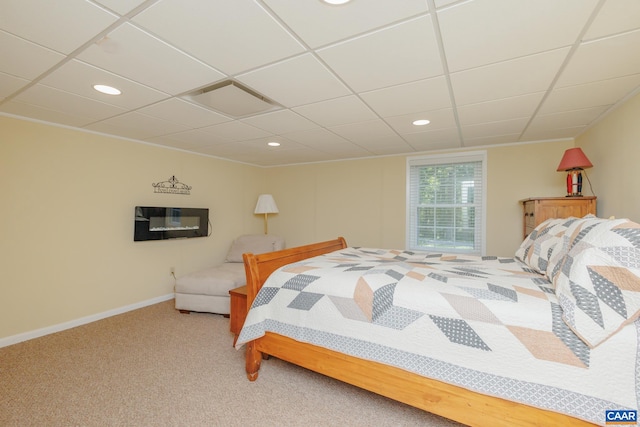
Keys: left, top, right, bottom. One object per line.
{"left": 519, "top": 197, "right": 596, "bottom": 240}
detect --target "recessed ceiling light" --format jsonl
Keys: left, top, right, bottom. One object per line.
{"left": 412, "top": 119, "right": 430, "bottom": 126}
{"left": 268, "top": 142, "right": 281, "bottom": 147}
{"left": 93, "top": 84, "right": 121, "bottom": 95}
{"left": 322, "top": 0, "right": 351, "bottom": 4}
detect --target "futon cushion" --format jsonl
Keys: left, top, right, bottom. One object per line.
{"left": 225, "top": 234, "right": 285, "bottom": 262}
{"left": 553, "top": 217, "right": 640, "bottom": 347}
{"left": 175, "top": 263, "right": 246, "bottom": 295}
{"left": 515, "top": 217, "right": 576, "bottom": 275}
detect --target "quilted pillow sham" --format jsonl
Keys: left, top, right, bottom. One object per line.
{"left": 546, "top": 214, "right": 595, "bottom": 281}
{"left": 515, "top": 217, "right": 576, "bottom": 275}
{"left": 553, "top": 217, "right": 640, "bottom": 347}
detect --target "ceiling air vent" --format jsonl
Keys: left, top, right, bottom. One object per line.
{"left": 188, "top": 81, "right": 279, "bottom": 117}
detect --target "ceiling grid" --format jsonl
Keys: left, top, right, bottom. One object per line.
{"left": 1, "top": 0, "right": 639, "bottom": 166}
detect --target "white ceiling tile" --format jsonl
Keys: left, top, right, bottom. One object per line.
{"left": 237, "top": 54, "right": 351, "bottom": 107}
{"left": 138, "top": 99, "right": 231, "bottom": 128}
{"left": 198, "top": 140, "right": 321, "bottom": 166}
{"left": 145, "top": 135, "right": 201, "bottom": 151}
{"left": 13, "top": 84, "right": 125, "bottom": 122}
{"left": 241, "top": 109, "right": 318, "bottom": 134}
{"left": 0, "top": 0, "right": 118, "bottom": 54}
{"left": 150, "top": 129, "right": 234, "bottom": 148}
{"left": 0, "top": 72, "right": 28, "bottom": 100}
{"left": 329, "top": 119, "right": 410, "bottom": 154}
{"left": 521, "top": 126, "right": 586, "bottom": 142}
{"left": 366, "top": 143, "right": 416, "bottom": 156}
{"left": 284, "top": 129, "right": 370, "bottom": 156}
{"left": 193, "top": 145, "right": 251, "bottom": 162}
{"left": 39, "top": 60, "right": 169, "bottom": 109}
{"left": 385, "top": 108, "right": 456, "bottom": 134}
{"left": 313, "top": 143, "right": 372, "bottom": 157}
{"left": 242, "top": 136, "right": 301, "bottom": 150}
{"left": 317, "top": 16, "right": 443, "bottom": 92}
{"left": 2, "top": 0, "right": 640, "bottom": 166}
{"left": 464, "top": 133, "right": 522, "bottom": 147}
{"left": 132, "top": 0, "right": 305, "bottom": 75}
{"left": 438, "top": 0, "right": 599, "bottom": 72}
{"left": 198, "top": 141, "right": 265, "bottom": 157}
{"left": 84, "top": 122, "right": 150, "bottom": 140}
{"left": 541, "top": 74, "right": 640, "bottom": 114}
{"left": 86, "top": 111, "right": 190, "bottom": 139}
{"left": 361, "top": 76, "right": 451, "bottom": 117}
{"left": 0, "top": 31, "right": 64, "bottom": 80}
{"left": 402, "top": 127, "right": 461, "bottom": 152}
{"left": 263, "top": 0, "right": 428, "bottom": 48}
{"left": 461, "top": 117, "right": 529, "bottom": 140}
{"left": 557, "top": 30, "right": 640, "bottom": 87}
{"left": 198, "top": 121, "right": 272, "bottom": 142}
{"left": 583, "top": 0, "right": 640, "bottom": 41}
{"left": 0, "top": 100, "right": 100, "bottom": 128}
{"left": 256, "top": 149, "right": 326, "bottom": 165}
{"left": 451, "top": 48, "right": 570, "bottom": 106}
{"left": 217, "top": 143, "right": 331, "bottom": 166}
{"left": 434, "top": 0, "right": 460, "bottom": 8}
{"left": 77, "top": 23, "right": 225, "bottom": 95}
{"left": 527, "top": 106, "right": 609, "bottom": 131}
{"left": 94, "top": 0, "right": 147, "bottom": 16}
{"left": 457, "top": 93, "right": 545, "bottom": 126}
{"left": 282, "top": 127, "right": 344, "bottom": 145}
{"left": 286, "top": 151, "right": 364, "bottom": 164}
{"left": 292, "top": 96, "right": 377, "bottom": 127}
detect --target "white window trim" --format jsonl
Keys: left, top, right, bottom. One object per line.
{"left": 405, "top": 151, "right": 487, "bottom": 255}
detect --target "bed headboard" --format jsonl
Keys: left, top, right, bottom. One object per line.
{"left": 242, "top": 237, "right": 347, "bottom": 306}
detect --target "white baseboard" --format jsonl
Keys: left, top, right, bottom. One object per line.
{"left": 0, "top": 294, "right": 175, "bottom": 348}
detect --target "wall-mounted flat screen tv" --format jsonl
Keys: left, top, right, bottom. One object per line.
{"left": 134, "top": 206, "right": 209, "bottom": 241}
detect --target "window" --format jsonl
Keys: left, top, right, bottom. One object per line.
{"left": 407, "top": 151, "right": 486, "bottom": 255}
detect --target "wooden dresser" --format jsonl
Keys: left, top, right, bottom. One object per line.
{"left": 520, "top": 196, "right": 597, "bottom": 239}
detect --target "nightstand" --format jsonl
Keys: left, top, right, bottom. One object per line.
{"left": 229, "top": 285, "right": 247, "bottom": 346}
{"left": 519, "top": 196, "right": 596, "bottom": 239}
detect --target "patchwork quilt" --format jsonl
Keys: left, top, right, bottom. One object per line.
{"left": 236, "top": 247, "right": 640, "bottom": 425}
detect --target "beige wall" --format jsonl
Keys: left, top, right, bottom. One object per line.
{"left": 263, "top": 156, "right": 407, "bottom": 249}
{"left": 266, "top": 140, "right": 574, "bottom": 256}
{"left": 9, "top": 90, "right": 637, "bottom": 342}
{"left": 0, "top": 116, "right": 264, "bottom": 339}
{"left": 577, "top": 91, "right": 640, "bottom": 221}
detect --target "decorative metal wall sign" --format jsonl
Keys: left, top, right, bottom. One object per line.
{"left": 152, "top": 175, "right": 192, "bottom": 195}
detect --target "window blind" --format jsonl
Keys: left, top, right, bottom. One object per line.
{"left": 407, "top": 152, "right": 486, "bottom": 255}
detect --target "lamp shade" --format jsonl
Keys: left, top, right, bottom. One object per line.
{"left": 556, "top": 148, "right": 593, "bottom": 171}
{"left": 254, "top": 194, "right": 279, "bottom": 214}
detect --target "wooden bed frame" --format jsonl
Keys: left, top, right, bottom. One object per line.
{"left": 242, "top": 237, "right": 594, "bottom": 427}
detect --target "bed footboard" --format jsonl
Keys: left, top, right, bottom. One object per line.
{"left": 239, "top": 237, "right": 594, "bottom": 426}
{"left": 242, "top": 237, "right": 347, "bottom": 380}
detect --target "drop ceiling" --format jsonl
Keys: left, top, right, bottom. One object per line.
{"left": 1, "top": 0, "right": 640, "bottom": 167}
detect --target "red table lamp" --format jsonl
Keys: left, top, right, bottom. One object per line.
{"left": 557, "top": 147, "right": 593, "bottom": 197}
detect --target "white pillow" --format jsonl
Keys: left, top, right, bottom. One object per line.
{"left": 553, "top": 217, "right": 640, "bottom": 347}
{"left": 546, "top": 214, "right": 596, "bottom": 281}
{"left": 515, "top": 217, "right": 576, "bottom": 275}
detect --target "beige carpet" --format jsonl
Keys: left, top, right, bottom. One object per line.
{"left": 0, "top": 300, "right": 465, "bottom": 427}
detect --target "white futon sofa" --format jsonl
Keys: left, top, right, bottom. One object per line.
{"left": 174, "top": 234, "right": 285, "bottom": 315}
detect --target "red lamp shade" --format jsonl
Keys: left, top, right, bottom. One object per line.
{"left": 556, "top": 147, "right": 593, "bottom": 171}
{"left": 557, "top": 148, "right": 593, "bottom": 197}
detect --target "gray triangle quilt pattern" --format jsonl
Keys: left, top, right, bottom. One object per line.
{"left": 238, "top": 246, "right": 640, "bottom": 424}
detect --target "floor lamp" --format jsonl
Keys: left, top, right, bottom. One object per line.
{"left": 254, "top": 194, "right": 279, "bottom": 234}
